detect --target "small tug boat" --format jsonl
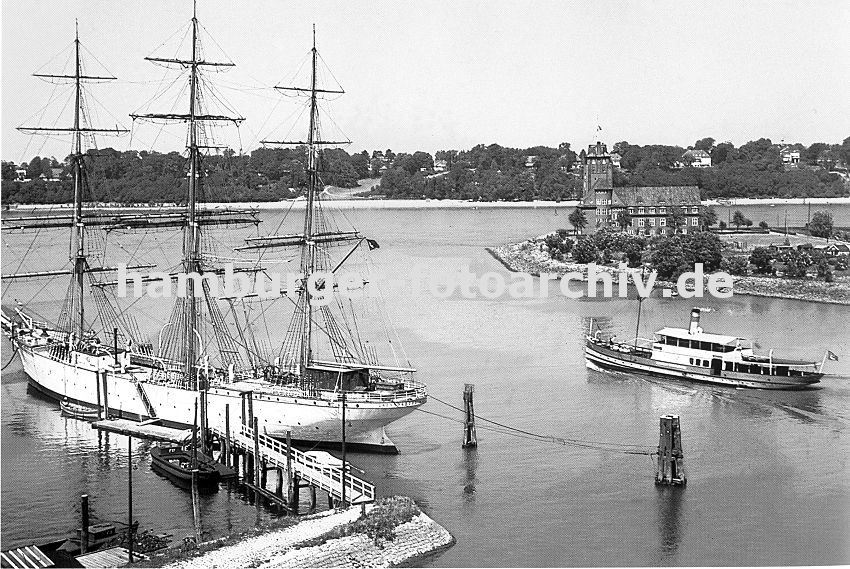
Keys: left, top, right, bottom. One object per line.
{"left": 585, "top": 308, "right": 824, "bottom": 389}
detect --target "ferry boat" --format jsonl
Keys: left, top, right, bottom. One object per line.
{"left": 585, "top": 308, "right": 824, "bottom": 389}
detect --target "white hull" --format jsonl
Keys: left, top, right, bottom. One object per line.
{"left": 19, "top": 346, "right": 421, "bottom": 451}
{"left": 585, "top": 343, "right": 819, "bottom": 390}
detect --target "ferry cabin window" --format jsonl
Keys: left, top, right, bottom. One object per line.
{"left": 725, "top": 362, "right": 733, "bottom": 371}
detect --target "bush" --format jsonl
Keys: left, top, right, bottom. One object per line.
{"left": 543, "top": 233, "right": 574, "bottom": 261}
{"left": 327, "top": 496, "right": 421, "bottom": 547}
{"left": 759, "top": 220, "right": 769, "bottom": 230}
{"left": 749, "top": 247, "right": 774, "bottom": 274}
{"left": 572, "top": 237, "right": 600, "bottom": 264}
{"left": 719, "top": 220, "right": 727, "bottom": 230}
{"left": 722, "top": 255, "right": 749, "bottom": 275}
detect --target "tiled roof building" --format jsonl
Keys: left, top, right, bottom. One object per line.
{"left": 579, "top": 142, "right": 701, "bottom": 235}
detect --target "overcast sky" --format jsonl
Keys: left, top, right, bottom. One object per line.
{"left": 2, "top": 0, "right": 849, "bottom": 163}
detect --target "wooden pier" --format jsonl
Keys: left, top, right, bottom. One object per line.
{"left": 210, "top": 421, "right": 375, "bottom": 510}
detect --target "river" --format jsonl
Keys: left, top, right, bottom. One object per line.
{"left": 2, "top": 203, "right": 849, "bottom": 565}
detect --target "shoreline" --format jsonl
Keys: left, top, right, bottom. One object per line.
{"left": 4, "top": 196, "right": 850, "bottom": 212}
{"left": 487, "top": 241, "right": 850, "bottom": 306}
{"left": 140, "top": 499, "right": 454, "bottom": 569}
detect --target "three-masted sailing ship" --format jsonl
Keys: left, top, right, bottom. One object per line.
{"left": 2, "top": 7, "right": 426, "bottom": 452}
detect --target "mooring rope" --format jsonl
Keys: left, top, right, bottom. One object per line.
{"left": 424, "top": 394, "right": 657, "bottom": 457}
{"left": 1, "top": 344, "right": 20, "bottom": 370}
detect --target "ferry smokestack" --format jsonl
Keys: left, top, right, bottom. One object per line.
{"left": 688, "top": 308, "right": 701, "bottom": 334}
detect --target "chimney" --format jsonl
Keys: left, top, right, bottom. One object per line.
{"left": 688, "top": 308, "right": 701, "bottom": 335}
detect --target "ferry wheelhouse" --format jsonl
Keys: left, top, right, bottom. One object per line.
{"left": 585, "top": 308, "right": 824, "bottom": 389}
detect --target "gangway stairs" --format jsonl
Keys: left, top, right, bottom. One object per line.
{"left": 212, "top": 424, "right": 375, "bottom": 505}
{"left": 133, "top": 381, "right": 157, "bottom": 420}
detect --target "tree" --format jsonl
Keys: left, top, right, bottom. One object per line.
{"left": 809, "top": 211, "right": 833, "bottom": 238}
{"left": 731, "top": 210, "right": 750, "bottom": 230}
{"left": 616, "top": 210, "right": 632, "bottom": 231}
{"left": 781, "top": 250, "right": 812, "bottom": 277}
{"left": 651, "top": 237, "right": 687, "bottom": 280}
{"left": 759, "top": 220, "right": 769, "bottom": 230}
{"left": 568, "top": 208, "right": 587, "bottom": 235}
{"left": 693, "top": 137, "right": 715, "bottom": 152}
{"left": 621, "top": 236, "right": 646, "bottom": 267}
{"left": 749, "top": 247, "right": 774, "bottom": 274}
{"left": 722, "top": 255, "right": 749, "bottom": 275}
{"left": 1, "top": 162, "right": 15, "bottom": 181}
{"left": 700, "top": 206, "right": 718, "bottom": 229}
{"left": 682, "top": 232, "right": 723, "bottom": 271}
{"left": 571, "top": 237, "right": 600, "bottom": 264}
{"left": 666, "top": 206, "right": 686, "bottom": 234}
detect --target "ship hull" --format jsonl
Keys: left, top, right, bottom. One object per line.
{"left": 19, "top": 346, "right": 421, "bottom": 453}
{"left": 585, "top": 342, "right": 821, "bottom": 390}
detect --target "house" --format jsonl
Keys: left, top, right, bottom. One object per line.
{"left": 824, "top": 243, "right": 850, "bottom": 256}
{"left": 14, "top": 168, "right": 27, "bottom": 182}
{"left": 433, "top": 159, "right": 448, "bottom": 173}
{"left": 682, "top": 149, "right": 712, "bottom": 168}
{"left": 578, "top": 142, "right": 701, "bottom": 236}
{"left": 524, "top": 155, "right": 537, "bottom": 168}
{"left": 610, "top": 152, "right": 622, "bottom": 169}
{"left": 780, "top": 146, "right": 800, "bottom": 165}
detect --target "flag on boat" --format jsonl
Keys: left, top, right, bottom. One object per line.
{"left": 827, "top": 350, "right": 839, "bottom": 361}
{"left": 366, "top": 239, "right": 380, "bottom": 250}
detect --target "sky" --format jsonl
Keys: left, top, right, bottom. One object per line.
{"left": 2, "top": 0, "right": 849, "bottom": 164}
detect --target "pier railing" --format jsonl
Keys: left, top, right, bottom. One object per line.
{"left": 214, "top": 424, "right": 375, "bottom": 505}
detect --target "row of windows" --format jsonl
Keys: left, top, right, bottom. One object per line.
{"left": 628, "top": 206, "right": 699, "bottom": 215}
{"left": 659, "top": 335, "right": 737, "bottom": 353}
{"left": 627, "top": 227, "right": 692, "bottom": 235}
{"left": 687, "top": 357, "right": 797, "bottom": 377}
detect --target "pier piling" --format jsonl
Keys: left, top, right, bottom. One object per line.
{"left": 655, "top": 415, "right": 686, "bottom": 486}
{"left": 224, "top": 404, "right": 231, "bottom": 468}
{"left": 80, "top": 494, "right": 89, "bottom": 554}
{"left": 462, "top": 384, "right": 477, "bottom": 448}
{"left": 253, "top": 417, "right": 261, "bottom": 487}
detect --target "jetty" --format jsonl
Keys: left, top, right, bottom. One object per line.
{"left": 91, "top": 413, "right": 375, "bottom": 513}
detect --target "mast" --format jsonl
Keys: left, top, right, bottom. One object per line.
{"left": 186, "top": 1, "right": 200, "bottom": 388}
{"left": 131, "top": 0, "right": 243, "bottom": 387}
{"left": 300, "top": 26, "right": 320, "bottom": 376}
{"left": 17, "top": 21, "right": 128, "bottom": 346}
{"left": 71, "top": 21, "right": 85, "bottom": 343}
{"left": 260, "top": 26, "right": 348, "bottom": 377}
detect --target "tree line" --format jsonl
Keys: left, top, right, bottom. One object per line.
{"left": 1, "top": 146, "right": 369, "bottom": 205}
{"left": 2, "top": 136, "right": 848, "bottom": 204}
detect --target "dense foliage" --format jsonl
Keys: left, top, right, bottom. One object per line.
{"left": 1, "top": 146, "right": 369, "bottom": 205}
{"left": 3, "top": 136, "right": 848, "bottom": 204}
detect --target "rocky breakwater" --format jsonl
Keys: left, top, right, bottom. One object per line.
{"left": 731, "top": 274, "right": 850, "bottom": 305}
{"left": 156, "top": 497, "right": 453, "bottom": 569}
{"left": 488, "top": 236, "right": 850, "bottom": 305}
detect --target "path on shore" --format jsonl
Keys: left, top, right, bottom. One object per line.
{"left": 163, "top": 507, "right": 363, "bottom": 569}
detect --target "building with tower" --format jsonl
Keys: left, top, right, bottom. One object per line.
{"left": 578, "top": 142, "right": 702, "bottom": 236}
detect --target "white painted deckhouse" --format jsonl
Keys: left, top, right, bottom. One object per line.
{"left": 585, "top": 308, "right": 824, "bottom": 389}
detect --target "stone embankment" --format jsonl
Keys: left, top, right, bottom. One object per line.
{"left": 488, "top": 239, "right": 850, "bottom": 305}
{"left": 261, "top": 512, "right": 454, "bottom": 568}
{"left": 158, "top": 503, "right": 453, "bottom": 569}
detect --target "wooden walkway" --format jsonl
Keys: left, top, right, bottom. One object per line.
{"left": 91, "top": 419, "right": 192, "bottom": 443}
{"left": 214, "top": 425, "right": 375, "bottom": 505}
